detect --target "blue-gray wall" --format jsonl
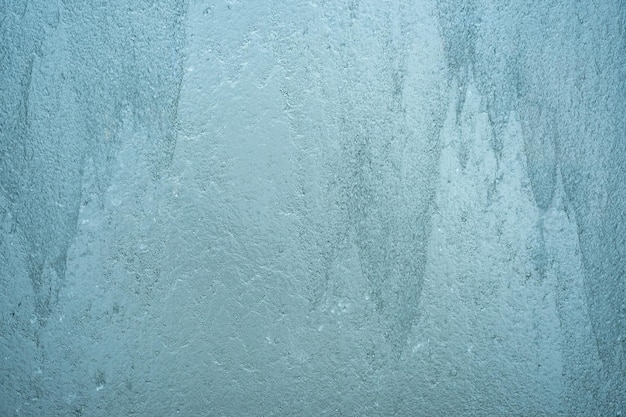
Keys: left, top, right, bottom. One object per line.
{"left": 1, "top": 1, "right": 624, "bottom": 415}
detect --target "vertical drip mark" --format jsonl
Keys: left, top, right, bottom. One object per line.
{"left": 530, "top": 214, "right": 549, "bottom": 282}
{"left": 519, "top": 102, "right": 558, "bottom": 283}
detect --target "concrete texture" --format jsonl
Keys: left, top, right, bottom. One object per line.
{"left": 1, "top": 0, "right": 624, "bottom": 415}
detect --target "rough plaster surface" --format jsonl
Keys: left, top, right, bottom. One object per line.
{"left": 1, "top": 0, "right": 625, "bottom": 415}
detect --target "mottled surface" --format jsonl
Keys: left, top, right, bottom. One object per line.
{"left": 1, "top": 1, "right": 624, "bottom": 415}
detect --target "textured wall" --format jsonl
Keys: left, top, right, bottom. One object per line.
{"left": 1, "top": 1, "right": 624, "bottom": 415}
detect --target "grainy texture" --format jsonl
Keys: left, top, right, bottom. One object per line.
{"left": 1, "top": 0, "right": 624, "bottom": 415}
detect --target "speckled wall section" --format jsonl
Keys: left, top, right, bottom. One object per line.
{"left": 1, "top": 1, "right": 187, "bottom": 415}
{"left": 0, "top": 1, "right": 624, "bottom": 416}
